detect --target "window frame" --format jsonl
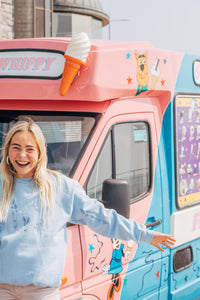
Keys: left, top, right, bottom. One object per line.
{"left": 113, "top": 121, "right": 152, "bottom": 203}
{"left": 34, "top": 0, "right": 53, "bottom": 38}
{"left": 86, "top": 120, "right": 152, "bottom": 204}
{"left": 173, "top": 245, "right": 193, "bottom": 273}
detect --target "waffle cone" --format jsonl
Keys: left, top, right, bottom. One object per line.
{"left": 60, "top": 55, "right": 85, "bottom": 96}
{"left": 151, "top": 75, "right": 158, "bottom": 90}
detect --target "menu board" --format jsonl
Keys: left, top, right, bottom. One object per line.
{"left": 175, "top": 96, "right": 200, "bottom": 208}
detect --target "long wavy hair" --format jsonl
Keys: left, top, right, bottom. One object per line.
{"left": 0, "top": 116, "right": 57, "bottom": 223}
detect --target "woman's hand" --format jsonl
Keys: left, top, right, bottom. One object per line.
{"left": 150, "top": 232, "right": 176, "bottom": 252}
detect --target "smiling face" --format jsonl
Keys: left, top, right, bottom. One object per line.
{"left": 8, "top": 130, "right": 39, "bottom": 178}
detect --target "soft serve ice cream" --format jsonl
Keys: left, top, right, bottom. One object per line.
{"left": 60, "top": 32, "right": 91, "bottom": 96}
{"left": 65, "top": 32, "right": 91, "bottom": 63}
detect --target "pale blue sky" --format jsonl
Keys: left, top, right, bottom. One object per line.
{"left": 101, "top": 0, "right": 200, "bottom": 55}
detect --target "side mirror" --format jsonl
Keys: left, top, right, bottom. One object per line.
{"left": 102, "top": 179, "right": 130, "bottom": 218}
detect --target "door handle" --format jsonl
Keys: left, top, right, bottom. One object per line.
{"left": 145, "top": 218, "right": 162, "bottom": 228}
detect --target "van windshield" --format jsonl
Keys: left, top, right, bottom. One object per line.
{"left": 0, "top": 112, "right": 99, "bottom": 177}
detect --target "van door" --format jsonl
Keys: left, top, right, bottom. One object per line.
{"left": 59, "top": 225, "right": 83, "bottom": 300}
{"left": 78, "top": 110, "right": 164, "bottom": 299}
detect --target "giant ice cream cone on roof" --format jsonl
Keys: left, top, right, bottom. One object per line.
{"left": 60, "top": 32, "right": 91, "bottom": 96}
{"left": 60, "top": 55, "right": 84, "bottom": 96}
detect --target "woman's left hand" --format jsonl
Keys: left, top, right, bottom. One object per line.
{"left": 150, "top": 232, "right": 176, "bottom": 252}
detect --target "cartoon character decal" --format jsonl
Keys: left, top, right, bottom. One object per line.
{"left": 102, "top": 239, "right": 134, "bottom": 300}
{"left": 135, "top": 51, "right": 160, "bottom": 96}
{"left": 135, "top": 52, "right": 149, "bottom": 95}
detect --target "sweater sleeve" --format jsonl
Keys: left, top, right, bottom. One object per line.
{"left": 68, "top": 180, "right": 154, "bottom": 244}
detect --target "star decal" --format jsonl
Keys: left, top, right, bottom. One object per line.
{"left": 156, "top": 270, "right": 160, "bottom": 278}
{"left": 161, "top": 80, "right": 165, "bottom": 86}
{"left": 123, "top": 278, "right": 128, "bottom": 286}
{"left": 127, "top": 76, "right": 133, "bottom": 85}
{"left": 126, "top": 52, "right": 131, "bottom": 59}
{"left": 89, "top": 243, "right": 95, "bottom": 254}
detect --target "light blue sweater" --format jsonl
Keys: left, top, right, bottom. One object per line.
{"left": 0, "top": 174, "right": 154, "bottom": 287}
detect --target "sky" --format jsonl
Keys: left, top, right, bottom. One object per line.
{"left": 100, "top": 0, "right": 200, "bottom": 55}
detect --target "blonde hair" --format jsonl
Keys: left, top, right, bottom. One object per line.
{"left": 0, "top": 116, "right": 57, "bottom": 223}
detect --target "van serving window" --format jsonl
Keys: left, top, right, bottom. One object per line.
{"left": 175, "top": 95, "right": 200, "bottom": 208}
{"left": 0, "top": 111, "right": 99, "bottom": 177}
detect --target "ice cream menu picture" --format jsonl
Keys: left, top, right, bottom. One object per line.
{"left": 175, "top": 96, "right": 200, "bottom": 208}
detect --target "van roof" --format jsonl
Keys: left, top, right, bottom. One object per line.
{"left": 0, "top": 37, "right": 184, "bottom": 101}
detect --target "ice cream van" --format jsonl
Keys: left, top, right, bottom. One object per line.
{"left": 0, "top": 33, "right": 200, "bottom": 299}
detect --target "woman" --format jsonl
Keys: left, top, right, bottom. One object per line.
{"left": 0, "top": 117, "right": 175, "bottom": 300}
